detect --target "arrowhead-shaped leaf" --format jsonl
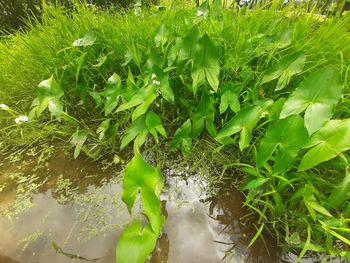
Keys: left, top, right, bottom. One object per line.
{"left": 280, "top": 67, "right": 343, "bottom": 134}
{"left": 192, "top": 33, "right": 220, "bottom": 93}
{"left": 257, "top": 115, "right": 309, "bottom": 173}
{"left": 192, "top": 91, "right": 216, "bottom": 137}
{"left": 116, "top": 85, "right": 157, "bottom": 121}
{"left": 122, "top": 153, "right": 164, "bottom": 235}
{"left": 154, "top": 24, "right": 169, "bottom": 48}
{"left": 299, "top": 119, "right": 350, "bottom": 171}
{"left": 219, "top": 89, "right": 240, "bottom": 114}
{"left": 120, "top": 115, "right": 148, "bottom": 150}
{"left": 146, "top": 111, "right": 167, "bottom": 143}
{"left": 37, "top": 75, "right": 64, "bottom": 118}
{"left": 116, "top": 220, "right": 158, "bottom": 263}
{"left": 261, "top": 52, "right": 306, "bottom": 91}
{"left": 216, "top": 99, "right": 273, "bottom": 150}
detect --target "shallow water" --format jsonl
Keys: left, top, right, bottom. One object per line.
{"left": 0, "top": 146, "right": 330, "bottom": 263}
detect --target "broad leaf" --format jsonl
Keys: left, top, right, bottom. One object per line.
{"left": 216, "top": 99, "right": 273, "bottom": 150}
{"left": 120, "top": 115, "right": 148, "bottom": 150}
{"left": 299, "top": 119, "right": 350, "bottom": 171}
{"left": 219, "top": 89, "right": 240, "bottom": 114}
{"left": 146, "top": 111, "right": 167, "bottom": 143}
{"left": 37, "top": 75, "right": 64, "bottom": 118}
{"left": 122, "top": 153, "right": 164, "bottom": 235}
{"left": 191, "top": 33, "right": 220, "bottom": 93}
{"left": 257, "top": 115, "right": 309, "bottom": 173}
{"left": 178, "top": 26, "right": 200, "bottom": 63}
{"left": 70, "top": 129, "right": 88, "bottom": 159}
{"left": 154, "top": 24, "right": 169, "bottom": 48}
{"left": 171, "top": 119, "right": 192, "bottom": 157}
{"left": 280, "top": 67, "right": 343, "bottom": 134}
{"left": 72, "top": 31, "right": 96, "bottom": 47}
{"left": 261, "top": 52, "right": 306, "bottom": 91}
{"left": 116, "top": 85, "right": 157, "bottom": 121}
{"left": 327, "top": 168, "right": 350, "bottom": 209}
{"left": 104, "top": 73, "right": 123, "bottom": 116}
{"left": 192, "top": 91, "right": 216, "bottom": 138}
{"left": 116, "top": 220, "right": 158, "bottom": 263}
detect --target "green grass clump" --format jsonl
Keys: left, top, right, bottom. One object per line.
{"left": 1, "top": 1, "right": 350, "bottom": 262}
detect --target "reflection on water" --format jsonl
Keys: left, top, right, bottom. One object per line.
{"left": 0, "top": 145, "right": 282, "bottom": 263}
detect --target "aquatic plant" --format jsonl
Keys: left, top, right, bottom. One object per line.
{"left": 1, "top": 0, "right": 350, "bottom": 262}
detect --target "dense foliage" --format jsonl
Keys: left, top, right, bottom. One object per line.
{"left": 1, "top": 1, "right": 350, "bottom": 262}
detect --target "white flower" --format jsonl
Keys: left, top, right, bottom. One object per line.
{"left": 151, "top": 73, "right": 157, "bottom": 80}
{"left": 14, "top": 115, "right": 29, "bottom": 124}
{"left": 0, "top": 104, "right": 9, "bottom": 111}
{"left": 134, "top": 7, "right": 141, "bottom": 16}
{"left": 196, "top": 10, "right": 207, "bottom": 17}
{"left": 152, "top": 80, "right": 161, "bottom": 86}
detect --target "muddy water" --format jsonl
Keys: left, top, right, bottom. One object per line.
{"left": 0, "top": 147, "right": 280, "bottom": 263}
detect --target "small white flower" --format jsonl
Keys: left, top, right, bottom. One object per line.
{"left": 151, "top": 73, "right": 157, "bottom": 80}
{"left": 152, "top": 80, "right": 161, "bottom": 86}
{"left": 196, "top": 10, "right": 205, "bottom": 17}
{"left": 0, "top": 104, "right": 9, "bottom": 111}
{"left": 14, "top": 115, "right": 29, "bottom": 124}
{"left": 134, "top": 7, "right": 141, "bottom": 16}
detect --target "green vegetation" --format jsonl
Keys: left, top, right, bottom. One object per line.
{"left": 1, "top": 0, "right": 350, "bottom": 262}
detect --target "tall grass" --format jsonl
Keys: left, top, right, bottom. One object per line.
{"left": 1, "top": 1, "right": 350, "bottom": 260}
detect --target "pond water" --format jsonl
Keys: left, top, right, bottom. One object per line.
{"left": 0, "top": 145, "right": 334, "bottom": 263}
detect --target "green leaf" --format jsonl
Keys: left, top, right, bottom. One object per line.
{"left": 146, "top": 111, "right": 167, "bottom": 143}
{"left": 116, "top": 85, "right": 157, "bottom": 121}
{"left": 70, "top": 129, "right": 88, "bottom": 159}
{"left": 305, "top": 201, "right": 332, "bottom": 217}
{"left": 327, "top": 167, "right": 350, "bottom": 209}
{"left": 104, "top": 73, "right": 123, "bottom": 116}
{"left": 93, "top": 51, "right": 114, "bottom": 68}
{"left": 261, "top": 52, "right": 306, "bottom": 91}
{"left": 178, "top": 26, "right": 201, "bottom": 63}
{"left": 72, "top": 31, "right": 96, "bottom": 47}
{"left": 286, "top": 232, "right": 301, "bottom": 245}
{"left": 266, "top": 28, "right": 292, "bottom": 49}
{"left": 171, "top": 119, "right": 192, "bottom": 157}
{"left": 192, "top": 91, "right": 216, "bottom": 138}
{"left": 96, "top": 119, "right": 111, "bottom": 141}
{"left": 116, "top": 220, "right": 158, "bottom": 263}
{"left": 191, "top": 34, "right": 220, "bottom": 93}
{"left": 37, "top": 75, "right": 64, "bottom": 117}
{"left": 151, "top": 65, "right": 174, "bottom": 104}
{"left": 219, "top": 90, "right": 240, "bottom": 114}
{"left": 122, "top": 153, "right": 164, "bottom": 235}
{"left": 216, "top": 100, "right": 273, "bottom": 150}
{"left": 154, "top": 24, "right": 169, "bottom": 48}
{"left": 211, "top": 0, "right": 223, "bottom": 19}
{"left": 242, "top": 177, "right": 268, "bottom": 191}
{"left": 120, "top": 115, "right": 148, "bottom": 150}
{"left": 48, "top": 99, "right": 63, "bottom": 119}
{"left": 248, "top": 223, "right": 265, "bottom": 248}
{"left": 257, "top": 115, "right": 309, "bottom": 173}
{"left": 280, "top": 67, "right": 343, "bottom": 134}
{"left": 299, "top": 119, "right": 350, "bottom": 171}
